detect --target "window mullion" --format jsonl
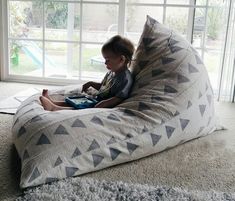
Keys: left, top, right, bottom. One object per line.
{"left": 79, "top": 1, "right": 83, "bottom": 80}
{"left": 118, "top": 0, "right": 126, "bottom": 36}
{"left": 1, "top": 0, "right": 9, "bottom": 79}
{"left": 187, "top": 0, "right": 196, "bottom": 43}
{"left": 201, "top": 0, "right": 209, "bottom": 61}
{"left": 163, "top": 0, "right": 166, "bottom": 23}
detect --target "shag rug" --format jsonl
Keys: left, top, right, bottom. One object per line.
{"left": 16, "top": 177, "right": 235, "bottom": 201}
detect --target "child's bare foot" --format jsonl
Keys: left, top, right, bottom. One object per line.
{"left": 42, "top": 89, "right": 50, "bottom": 99}
{"left": 40, "top": 96, "right": 58, "bottom": 111}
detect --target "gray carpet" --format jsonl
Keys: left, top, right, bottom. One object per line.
{"left": 0, "top": 82, "right": 235, "bottom": 201}
{"left": 16, "top": 177, "right": 235, "bottom": 201}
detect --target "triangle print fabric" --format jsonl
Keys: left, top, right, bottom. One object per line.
{"left": 12, "top": 15, "right": 218, "bottom": 188}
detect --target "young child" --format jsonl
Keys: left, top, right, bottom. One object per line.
{"left": 40, "top": 35, "right": 135, "bottom": 111}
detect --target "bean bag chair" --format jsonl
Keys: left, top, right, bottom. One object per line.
{"left": 12, "top": 15, "right": 218, "bottom": 188}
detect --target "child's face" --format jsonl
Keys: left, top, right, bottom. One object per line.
{"left": 102, "top": 50, "right": 126, "bottom": 73}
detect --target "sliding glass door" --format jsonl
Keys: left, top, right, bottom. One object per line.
{"left": 1, "top": 0, "right": 235, "bottom": 100}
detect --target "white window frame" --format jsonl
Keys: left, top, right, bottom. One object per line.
{"left": 1, "top": 0, "right": 124, "bottom": 85}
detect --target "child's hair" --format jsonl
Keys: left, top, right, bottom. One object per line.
{"left": 101, "top": 35, "right": 135, "bottom": 66}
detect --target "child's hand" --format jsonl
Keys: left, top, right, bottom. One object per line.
{"left": 82, "top": 81, "right": 92, "bottom": 93}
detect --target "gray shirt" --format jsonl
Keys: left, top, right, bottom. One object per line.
{"left": 97, "top": 69, "right": 133, "bottom": 101}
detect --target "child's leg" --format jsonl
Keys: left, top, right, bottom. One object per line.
{"left": 42, "top": 89, "right": 69, "bottom": 107}
{"left": 40, "top": 96, "right": 73, "bottom": 111}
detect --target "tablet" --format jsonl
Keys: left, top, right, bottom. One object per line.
{"left": 65, "top": 96, "right": 98, "bottom": 109}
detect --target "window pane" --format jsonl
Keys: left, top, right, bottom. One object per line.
{"left": 126, "top": 6, "right": 163, "bottom": 44}
{"left": 192, "top": 2, "right": 228, "bottom": 92}
{"left": 45, "top": 2, "right": 80, "bottom": 41}
{"left": 165, "top": 7, "right": 189, "bottom": 38}
{"left": 196, "top": 0, "right": 206, "bottom": 6}
{"left": 166, "top": 0, "right": 191, "bottom": 4}
{"left": 81, "top": 44, "right": 106, "bottom": 81}
{"left": 82, "top": 4, "right": 118, "bottom": 42}
{"left": 128, "top": 0, "right": 163, "bottom": 3}
{"left": 206, "top": 6, "right": 227, "bottom": 44}
{"left": 9, "top": 40, "right": 43, "bottom": 76}
{"left": 204, "top": 50, "right": 222, "bottom": 91}
{"left": 45, "top": 42, "right": 80, "bottom": 79}
{"left": 9, "top": 1, "right": 43, "bottom": 39}
{"left": 192, "top": 8, "right": 206, "bottom": 48}
{"left": 208, "top": 0, "right": 226, "bottom": 6}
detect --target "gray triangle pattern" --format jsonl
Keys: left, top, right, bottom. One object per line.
{"left": 65, "top": 167, "right": 78, "bottom": 177}
{"left": 161, "top": 119, "right": 165, "bottom": 125}
{"left": 54, "top": 156, "right": 63, "bottom": 167}
{"left": 143, "top": 37, "right": 155, "bottom": 47}
{"left": 123, "top": 109, "right": 136, "bottom": 116}
{"left": 91, "top": 116, "right": 104, "bottom": 126}
{"left": 125, "top": 133, "right": 133, "bottom": 139}
{"left": 199, "top": 104, "right": 206, "bottom": 116}
{"left": 36, "top": 134, "right": 51, "bottom": 145}
{"left": 54, "top": 125, "right": 69, "bottom": 135}
{"left": 152, "top": 69, "right": 165, "bottom": 77}
{"left": 18, "top": 126, "right": 26, "bottom": 138}
{"left": 180, "top": 118, "right": 190, "bottom": 131}
{"left": 187, "top": 101, "right": 192, "bottom": 108}
{"left": 71, "top": 119, "right": 86, "bottom": 128}
{"left": 169, "top": 39, "right": 180, "bottom": 46}
{"left": 138, "top": 102, "right": 151, "bottom": 111}
{"left": 72, "top": 147, "right": 81, "bottom": 158}
{"left": 92, "top": 154, "right": 104, "bottom": 167}
{"left": 164, "top": 85, "right": 178, "bottom": 94}
{"left": 162, "top": 57, "right": 175, "bottom": 65}
{"left": 107, "top": 136, "right": 117, "bottom": 145}
{"left": 30, "top": 115, "right": 42, "bottom": 123}
{"left": 142, "top": 126, "right": 148, "bottom": 133}
{"left": 87, "top": 139, "right": 100, "bottom": 151}
{"left": 107, "top": 114, "right": 120, "bottom": 121}
{"left": 165, "top": 126, "right": 175, "bottom": 139}
{"left": 150, "top": 133, "right": 162, "bottom": 146}
{"left": 127, "top": 142, "right": 139, "bottom": 155}
{"left": 188, "top": 63, "right": 199, "bottom": 73}
{"left": 174, "top": 110, "right": 180, "bottom": 116}
{"left": 23, "top": 150, "right": 29, "bottom": 161}
{"left": 28, "top": 167, "right": 40, "bottom": 183}
{"left": 178, "top": 74, "right": 190, "bottom": 84}
{"left": 110, "top": 148, "right": 121, "bottom": 161}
